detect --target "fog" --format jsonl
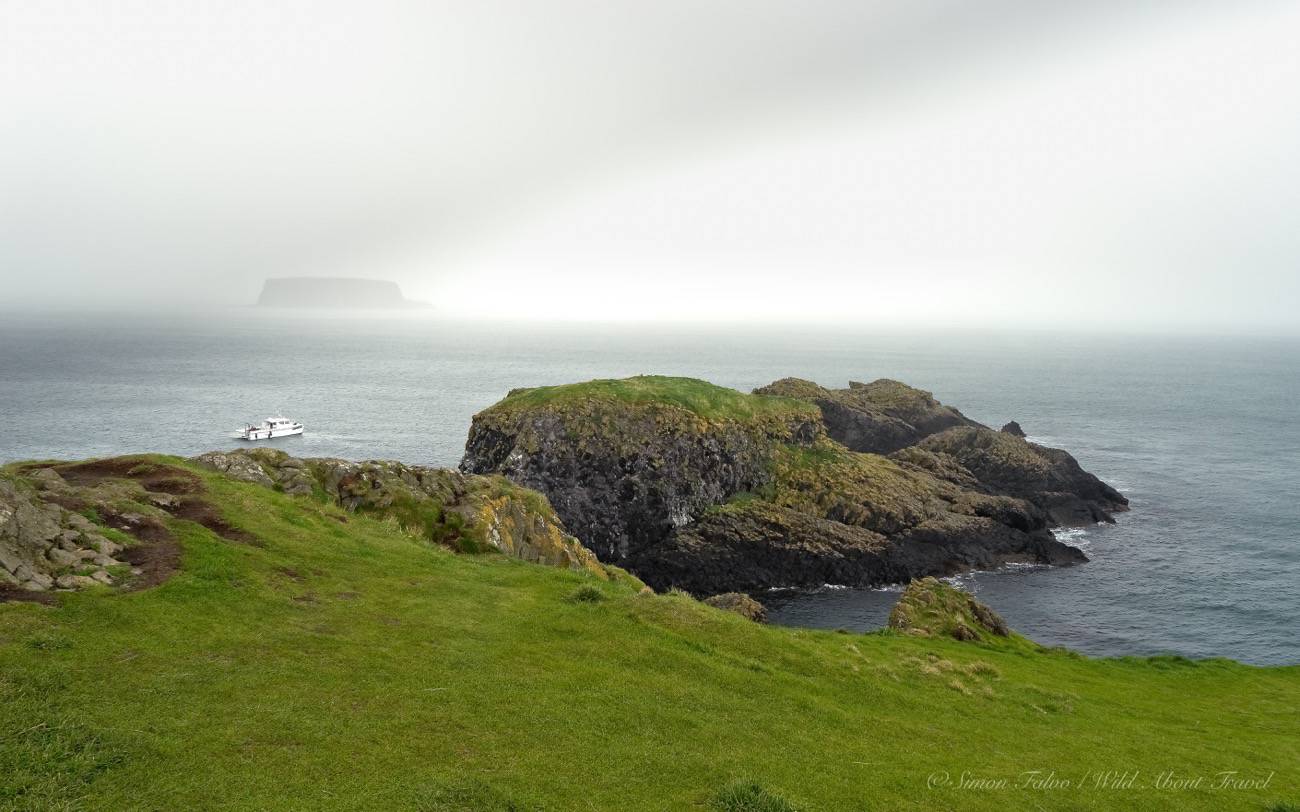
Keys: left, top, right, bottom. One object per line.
{"left": 2, "top": 1, "right": 1297, "bottom": 332}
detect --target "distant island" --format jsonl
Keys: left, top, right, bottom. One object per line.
{"left": 255, "top": 277, "right": 429, "bottom": 309}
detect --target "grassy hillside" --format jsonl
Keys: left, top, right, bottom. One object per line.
{"left": 1, "top": 457, "right": 1297, "bottom": 811}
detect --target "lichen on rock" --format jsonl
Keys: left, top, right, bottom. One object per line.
{"left": 0, "top": 473, "right": 124, "bottom": 596}
{"left": 191, "top": 449, "right": 606, "bottom": 577}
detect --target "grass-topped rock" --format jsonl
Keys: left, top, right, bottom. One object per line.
{"left": 888, "top": 576, "right": 1012, "bottom": 642}
{"left": 464, "top": 375, "right": 1115, "bottom": 596}
{"left": 462, "top": 376, "right": 821, "bottom": 562}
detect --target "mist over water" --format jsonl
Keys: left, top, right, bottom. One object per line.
{"left": 2, "top": 311, "right": 1297, "bottom": 664}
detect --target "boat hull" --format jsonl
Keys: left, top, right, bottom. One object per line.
{"left": 234, "top": 427, "right": 304, "bottom": 441}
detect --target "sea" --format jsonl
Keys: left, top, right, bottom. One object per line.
{"left": 2, "top": 311, "right": 1297, "bottom": 665}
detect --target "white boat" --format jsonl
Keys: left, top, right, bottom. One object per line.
{"left": 233, "top": 416, "right": 304, "bottom": 441}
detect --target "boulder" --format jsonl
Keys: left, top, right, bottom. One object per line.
{"left": 1000, "top": 421, "right": 1026, "bottom": 437}
{"left": 191, "top": 451, "right": 275, "bottom": 487}
{"left": 888, "top": 577, "right": 1011, "bottom": 641}
{"left": 27, "top": 468, "right": 64, "bottom": 488}
{"left": 703, "top": 592, "right": 767, "bottom": 623}
{"left": 0, "top": 546, "right": 22, "bottom": 576}
{"left": 145, "top": 492, "right": 180, "bottom": 509}
{"left": 47, "top": 547, "right": 79, "bottom": 567}
{"left": 88, "top": 535, "right": 121, "bottom": 556}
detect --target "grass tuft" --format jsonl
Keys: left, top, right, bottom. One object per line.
{"left": 709, "top": 780, "right": 798, "bottom": 812}
{"left": 566, "top": 584, "right": 606, "bottom": 603}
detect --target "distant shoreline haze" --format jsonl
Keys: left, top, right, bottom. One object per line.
{"left": 255, "top": 277, "right": 430, "bottom": 309}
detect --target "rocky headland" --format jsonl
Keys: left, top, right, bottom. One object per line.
{"left": 462, "top": 375, "right": 1127, "bottom": 595}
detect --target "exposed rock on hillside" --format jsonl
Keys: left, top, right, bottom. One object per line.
{"left": 193, "top": 448, "right": 606, "bottom": 577}
{"left": 888, "top": 577, "right": 1010, "bottom": 642}
{"left": 462, "top": 376, "right": 1109, "bottom": 595}
{"left": 1, "top": 470, "right": 137, "bottom": 597}
{"left": 703, "top": 592, "right": 767, "bottom": 623}
{"left": 1001, "top": 421, "right": 1026, "bottom": 437}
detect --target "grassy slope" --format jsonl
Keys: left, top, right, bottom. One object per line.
{"left": 489, "top": 376, "right": 815, "bottom": 423}
{"left": 0, "top": 459, "right": 1296, "bottom": 811}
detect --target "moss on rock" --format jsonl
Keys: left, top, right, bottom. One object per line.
{"left": 702, "top": 592, "right": 767, "bottom": 623}
{"left": 192, "top": 450, "right": 607, "bottom": 577}
{"left": 888, "top": 577, "right": 1011, "bottom": 642}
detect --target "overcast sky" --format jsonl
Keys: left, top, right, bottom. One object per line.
{"left": 2, "top": 1, "right": 1297, "bottom": 331}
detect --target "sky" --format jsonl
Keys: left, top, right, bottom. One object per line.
{"left": 1, "top": 0, "right": 1297, "bottom": 331}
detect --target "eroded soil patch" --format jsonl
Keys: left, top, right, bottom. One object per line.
{"left": 119, "top": 537, "right": 181, "bottom": 591}
{"left": 167, "top": 498, "right": 258, "bottom": 544}
{"left": 0, "top": 586, "right": 58, "bottom": 605}
{"left": 52, "top": 458, "right": 201, "bottom": 495}
{"left": 99, "top": 508, "right": 172, "bottom": 544}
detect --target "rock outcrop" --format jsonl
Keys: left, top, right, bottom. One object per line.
{"left": 703, "top": 592, "right": 767, "bottom": 623}
{"left": 462, "top": 376, "right": 1110, "bottom": 596}
{"left": 888, "top": 577, "right": 1011, "bottom": 642}
{"left": 3, "top": 447, "right": 609, "bottom": 601}
{"left": 916, "top": 427, "right": 1127, "bottom": 525}
{"left": 0, "top": 473, "right": 126, "bottom": 596}
{"left": 193, "top": 448, "right": 606, "bottom": 577}
{"left": 754, "top": 378, "right": 977, "bottom": 454}
{"left": 459, "top": 377, "right": 821, "bottom": 562}
{"left": 1000, "top": 421, "right": 1026, "bottom": 437}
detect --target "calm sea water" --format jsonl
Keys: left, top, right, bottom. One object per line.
{"left": 2, "top": 311, "right": 1297, "bottom": 665}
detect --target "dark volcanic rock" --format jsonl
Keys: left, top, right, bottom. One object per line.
{"left": 754, "top": 378, "right": 977, "bottom": 454}
{"left": 460, "top": 377, "right": 821, "bottom": 562}
{"left": 918, "top": 426, "right": 1128, "bottom": 525}
{"left": 758, "top": 382, "right": 1123, "bottom": 525}
{"left": 462, "top": 376, "right": 1113, "bottom": 595}
{"left": 630, "top": 500, "right": 1081, "bottom": 594}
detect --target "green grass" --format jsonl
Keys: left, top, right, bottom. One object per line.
{"left": 489, "top": 376, "right": 816, "bottom": 423}
{"left": 1, "top": 459, "right": 1297, "bottom": 810}
{"left": 710, "top": 780, "right": 799, "bottom": 811}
